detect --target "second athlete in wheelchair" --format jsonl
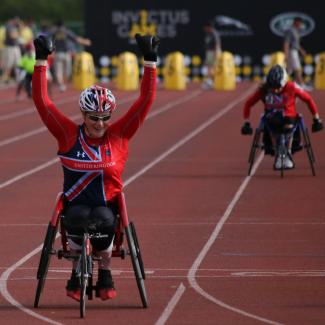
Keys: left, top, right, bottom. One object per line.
{"left": 241, "top": 64, "right": 323, "bottom": 170}
{"left": 32, "top": 33, "right": 159, "bottom": 302}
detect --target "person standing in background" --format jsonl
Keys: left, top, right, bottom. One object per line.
{"left": 51, "top": 20, "right": 91, "bottom": 91}
{"left": 202, "top": 21, "right": 221, "bottom": 89}
{"left": 1, "top": 17, "right": 22, "bottom": 83}
{"left": 283, "top": 17, "right": 308, "bottom": 88}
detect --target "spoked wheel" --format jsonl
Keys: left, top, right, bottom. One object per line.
{"left": 280, "top": 154, "right": 285, "bottom": 178}
{"left": 79, "top": 234, "right": 89, "bottom": 318}
{"left": 248, "top": 129, "right": 262, "bottom": 175}
{"left": 126, "top": 224, "right": 148, "bottom": 308}
{"left": 34, "top": 222, "right": 57, "bottom": 308}
{"left": 130, "top": 222, "right": 145, "bottom": 280}
{"left": 302, "top": 128, "right": 316, "bottom": 176}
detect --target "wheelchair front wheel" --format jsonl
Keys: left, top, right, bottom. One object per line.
{"left": 130, "top": 222, "right": 145, "bottom": 280}
{"left": 126, "top": 224, "right": 148, "bottom": 308}
{"left": 303, "top": 128, "right": 316, "bottom": 176}
{"left": 79, "top": 234, "right": 89, "bottom": 318}
{"left": 34, "top": 222, "right": 57, "bottom": 308}
{"left": 248, "top": 129, "right": 262, "bottom": 176}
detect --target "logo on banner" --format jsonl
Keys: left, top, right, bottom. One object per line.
{"left": 214, "top": 15, "right": 253, "bottom": 36}
{"left": 111, "top": 9, "right": 190, "bottom": 42}
{"left": 270, "top": 12, "right": 315, "bottom": 37}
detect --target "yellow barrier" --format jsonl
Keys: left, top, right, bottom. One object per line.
{"left": 269, "top": 51, "right": 285, "bottom": 67}
{"left": 163, "top": 51, "right": 186, "bottom": 90}
{"left": 214, "top": 51, "right": 236, "bottom": 90}
{"left": 315, "top": 52, "right": 325, "bottom": 90}
{"left": 72, "top": 52, "right": 96, "bottom": 90}
{"left": 264, "top": 52, "right": 286, "bottom": 75}
{"left": 116, "top": 52, "right": 139, "bottom": 90}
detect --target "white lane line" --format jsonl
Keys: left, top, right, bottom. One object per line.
{"left": 0, "top": 91, "right": 203, "bottom": 187}
{"left": 0, "top": 96, "right": 78, "bottom": 121}
{"left": 0, "top": 244, "right": 64, "bottom": 325}
{"left": 0, "top": 158, "right": 59, "bottom": 189}
{"left": 155, "top": 283, "right": 186, "bottom": 325}
{"left": 0, "top": 224, "right": 47, "bottom": 227}
{"left": 0, "top": 95, "right": 137, "bottom": 147}
{"left": 0, "top": 91, "right": 198, "bottom": 148}
{"left": 0, "top": 86, "right": 254, "bottom": 324}
{"left": 185, "top": 153, "right": 283, "bottom": 325}
{"left": 125, "top": 87, "right": 254, "bottom": 187}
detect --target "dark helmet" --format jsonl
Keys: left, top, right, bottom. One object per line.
{"left": 266, "top": 65, "right": 288, "bottom": 89}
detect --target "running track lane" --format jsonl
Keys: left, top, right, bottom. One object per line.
{"left": 1, "top": 83, "right": 325, "bottom": 324}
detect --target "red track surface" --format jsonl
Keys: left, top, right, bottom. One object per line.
{"left": 1, "top": 81, "right": 325, "bottom": 325}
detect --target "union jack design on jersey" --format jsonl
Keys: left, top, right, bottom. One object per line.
{"left": 59, "top": 127, "right": 115, "bottom": 205}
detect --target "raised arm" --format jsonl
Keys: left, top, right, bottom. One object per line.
{"left": 32, "top": 36, "right": 78, "bottom": 152}
{"left": 111, "top": 34, "right": 159, "bottom": 139}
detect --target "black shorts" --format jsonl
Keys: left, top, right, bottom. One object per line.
{"left": 265, "top": 110, "right": 296, "bottom": 133}
{"left": 62, "top": 203, "right": 118, "bottom": 251}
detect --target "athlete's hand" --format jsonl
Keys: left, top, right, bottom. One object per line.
{"left": 135, "top": 33, "right": 160, "bottom": 62}
{"left": 33, "top": 35, "right": 55, "bottom": 60}
{"left": 312, "top": 117, "right": 323, "bottom": 132}
{"left": 241, "top": 122, "right": 253, "bottom": 135}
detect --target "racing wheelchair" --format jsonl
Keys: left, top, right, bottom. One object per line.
{"left": 247, "top": 113, "right": 315, "bottom": 177}
{"left": 33, "top": 192, "right": 147, "bottom": 318}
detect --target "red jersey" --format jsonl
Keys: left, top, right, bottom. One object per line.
{"left": 243, "top": 81, "right": 318, "bottom": 119}
{"left": 32, "top": 64, "right": 156, "bottom": 206}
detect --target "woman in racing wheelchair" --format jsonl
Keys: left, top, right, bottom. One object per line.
{"left": 32, "top": 34, "right": 159, "bottom": 302}
{"left": 241, "top": 64, "right": 323, "bottom": 169}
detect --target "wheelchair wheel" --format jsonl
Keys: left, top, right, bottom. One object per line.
{"left": 80, "top": 234, "right": 88, "bottom": 318}
{"left": 130, "top": 222, "right": 145, "bottom": 280}
{"left": 280, "top": 154, "right": 285, "bottom": 178}
{"left": 248, "top": 129, "right": 262, "bottom": 176}
{"left": 125, "top": 224, "right": 148, "bottom": 308}
{"left": 302, "top": 127, "right": 316, "bottom": 176}
{"left": 34, "top": 222, "right": 57, "bottom": 308}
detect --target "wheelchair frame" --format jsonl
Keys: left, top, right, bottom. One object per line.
{"left": 248, "top": 113, "right": 315, "bottom": 177}
{"left": 34, "top": 192, "right": 147, "bottom": 318}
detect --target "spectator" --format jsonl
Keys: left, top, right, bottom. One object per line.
{"left": 283, "top": 17, "right": 308, "bottom": 88}
{"left": 2, "top": 17, "right": 22, "bottom": 83}
{"left": 202, "top": 20, "right": 221, "bottom": 89}
{"left": 51, "top": 20, "right": 91, "bottom": 91}
{"left": 16, "top": 42, "right": 35, "bottom": 99}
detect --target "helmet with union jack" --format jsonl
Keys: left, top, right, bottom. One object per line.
{"left": 79, "top": 85, "right": 116, "bottom": 113}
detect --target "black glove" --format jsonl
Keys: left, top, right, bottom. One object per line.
{"left": 33, "top": 35, "right": 55, "bottom": 60}
{"left": 241, "top": 122, "right": 253, "bottom": 135}
{"left": 135, "top": 33, "right": 160, "bottom": 62}
{"left": 312, "top": 117, "right": 323, "bottom": 132}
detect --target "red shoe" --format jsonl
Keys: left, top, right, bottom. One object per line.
{"left": 99, "top": 288, "right": 117, "bottom": 301}
{"left": 96, "top": 269, "right": 117, "bottom": 301}
{"left": 67, "top": 289, "right": 81, "bottom": 302}
{"left": 66, "top": 271, "right": 81, "bottom": 302}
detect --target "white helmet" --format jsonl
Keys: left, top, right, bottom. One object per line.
{"left": 79, "top": 85, "right": 116, "bottom": 113}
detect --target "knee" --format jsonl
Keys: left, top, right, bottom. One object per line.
{"left": 283, "top": 124, "right": 294, "bottom": 134}
{"left": 91, "top": 206, "right": 117, "bottom": 229}
{"left": 63, "top": 205, "right": 91, "bottom": 234}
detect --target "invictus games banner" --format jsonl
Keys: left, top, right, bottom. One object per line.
{"left": 84, "top": 0, "right": 324, "bottom": 80}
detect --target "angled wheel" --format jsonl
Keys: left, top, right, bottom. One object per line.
{"left": 126, "top": 224, "right": 148, "bottom": 308}
{"left": 34, "top": 222, "right": 57, "bottom": 308}
{"left": 280, "top": 154, "right": 285, "bottom": 178}
{"left": 276, "top": 135, "right": 287, "bottom": 178}
{"left": 248, "top": 129, "right": 262, "bottom": 176}
{"left": 130, "top": 222, "right": 145, "bottom": 280}
{"left": 79, "top": 234, "right": 88, "bottom": 318}
{"left": 302, "top": 127, "right": 316, "bottom": 176}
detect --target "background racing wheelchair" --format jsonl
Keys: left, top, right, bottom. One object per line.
{"left": 34, "top": 192, "right": 147, "bottom": 318}
{"left": 243, "top": 110, "right": 319, "bottom": 177}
